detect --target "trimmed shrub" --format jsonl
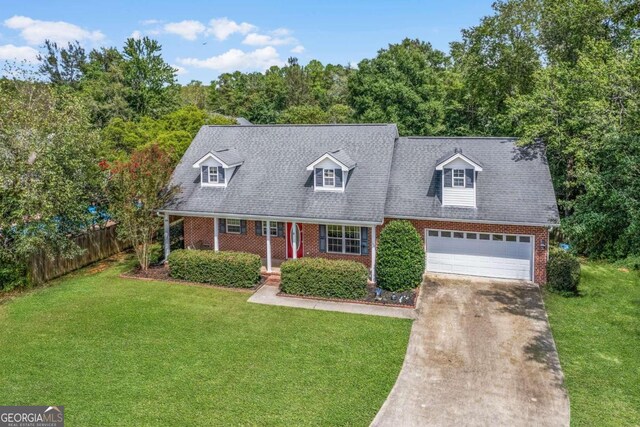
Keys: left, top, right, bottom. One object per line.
{"left": 376, "top": 220, "right": 425, "bottom": 292}
{"left": 280, "top": 257, "right": 368, "bottom": 299}
{"left": 168, "top": 249, "right": 261, "bottom": 288}
{"left": 148, "top": 243, "right": 163, "bottom": 265}
{"left": 547, "top": 250, "right": 581, "bottom": 295}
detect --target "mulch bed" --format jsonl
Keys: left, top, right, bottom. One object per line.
{"left": 121, "top": 263, "right": 262, "bottom": 292}
{"left": 126, "top": 264, "right": 418, "bottom": 308}
{"left": 279, "top": 283, "right": 418, "bottom": 308}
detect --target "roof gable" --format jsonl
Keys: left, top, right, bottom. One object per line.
{"left": 435, "top": 150, "right": 484, "bottom": 171}
{"left": 192, "top": 148, "right": 244, "bottom": 168}
{"left": 306, "top": 149, "right": 356, "bottom": 171}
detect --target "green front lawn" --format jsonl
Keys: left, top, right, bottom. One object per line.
{"left": 0, "top": 258, "right": 411, "bottom": 426}
{"left": 544, "top": 262, "right": 640, "bottom": 426}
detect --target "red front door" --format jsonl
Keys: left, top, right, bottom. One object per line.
{"left": 286, "top": 222, "right": 304, "bottom": 258}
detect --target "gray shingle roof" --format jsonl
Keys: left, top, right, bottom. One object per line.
{"left": 384, "top": 137, "right": 560, "bottom": 226}
{"left": 328, "top": 149, "right": 357, "bottom": 169}
{"left": 211, "top": 148, "right": 243, "bottom": 167}
{"left": 164, "top": 124, "right": 399, "bottom": 224}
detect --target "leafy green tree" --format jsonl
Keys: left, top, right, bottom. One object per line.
{"left": 180, "top": 80, "right": 208, "bottom": 109}
{"left": 37, "top": 40, "right": 87, "bottom": 87}
{"left": 277, "top": 105, "right": 330, "bottom": 124}
{"left": 539, "top": 0, "right": 637, "bottom": 65}
{"left": 0, "top": 74, "right": 103, "bottom": 288}
{"left": 80, "top": 47, "right": 132, "bottom": 127}
{"left": 561, "top": 135, "right": 640, "bottom": 259}
{"left": 348, "top": 38, "right": 450, "bottom": 135}
{"left": 106, "top": 145, "right": 177, "bottom": 271}
{"left": 121, "top": 37, "right": 179, "bottom": 118}
{"left": 101, "top": 106, "right": 235, "bottom": 162}
{"left": 507, "top": 40, "right": 640, "bottom": 212}
{"left": 449, "top": 0, "right": 541, "bottom": 135}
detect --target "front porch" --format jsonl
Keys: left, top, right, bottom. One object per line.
{"left": 162, "top": 214, "right": 377, "bottom": 280}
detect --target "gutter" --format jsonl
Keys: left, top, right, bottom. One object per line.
{"left": 157, "top": 209, "right": 382, "bottom": 226}
{"left": 385, "top": 214, "right": 559, "bottom": 228}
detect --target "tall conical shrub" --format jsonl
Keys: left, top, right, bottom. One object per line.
{"left": 376, "top": 220, "right": 425, "bottom": 292}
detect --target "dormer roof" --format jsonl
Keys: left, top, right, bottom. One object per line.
{"left": 192, "top": 148, "right": 244, "bottom": 169}
{"left": 435, "top": 148, "right": 484, "bottom": 171}
{"left": 306, "top": 149, "right": 356, "bottom": 171}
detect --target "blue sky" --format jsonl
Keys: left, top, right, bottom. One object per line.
{"left": 0, "top": 0, "right": 494, "bottom": 83}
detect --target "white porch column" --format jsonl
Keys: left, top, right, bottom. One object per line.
{"left": 163, "top": 213, "right": 170, "bottom": 262}
{"left": 266, "top": 220, "right": 272, "bottom": 272}
{"left": 292, "top": 222, "right": 298, "bottom": 259}
{"left": 371, "top": 225, "right": 377, "bottom": 282}
{"left": 213, "top": 217, "right": 219, "bottom": 252}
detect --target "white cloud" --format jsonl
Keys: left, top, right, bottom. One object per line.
{"left": 141, "top": 19, "right": 162, "bottom": 26}
{"left": 178, "top": 46, "right": 282, "bottom": 72}
{"left": 130, "top": 30, "right": 142, "bottom": 40}
{"left": 0, "top": 44, "right": 39, "bottom": 62}
{"left": 4, "top": 15, "right": 105, "bottom": 46}
{"left": 207, "top": 17, "right": 255, "bottom": 41}
{"left": 271, "top": 28, "right": 291, "bottom": 37}
{"left": 242, "top": 32, "right": 295, "bottom": 46}
{"left": 291, "top": 45, "right": 305, "bottom": 54}
{"left": 172, "top": 64, "right": 188, "bottom": 75}
{"left": 164, "top": 20, "right": 205, "bottom": 40}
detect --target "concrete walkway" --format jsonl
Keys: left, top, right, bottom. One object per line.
{"left": 248, "top": 285, "right": 416, "bottom": 319}
{"left": 371, "top": 276, "right": 570, "bottom": 427}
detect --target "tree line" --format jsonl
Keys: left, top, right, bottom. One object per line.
{"left": 1, "top": 0, "right": 639, "bottom": 290}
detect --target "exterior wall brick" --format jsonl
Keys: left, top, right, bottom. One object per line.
{"left": 182, "top": 217, "right": 286, "bottom": 260}
{"left": 381, "top": 218, "right": 550, "bottom": 284}
{"left": 181, "top": 216, "right": 549, "bottom": 284}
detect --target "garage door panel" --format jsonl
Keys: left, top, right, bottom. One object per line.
{"left": 426, "top": 232, "right": 533, "bottom": 281}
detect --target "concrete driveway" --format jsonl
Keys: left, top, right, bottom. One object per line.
{"left": 371, "top": 275, "right": 570, "bottom": 427}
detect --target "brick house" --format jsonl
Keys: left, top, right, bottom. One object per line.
{"left": 160, "top": 123, "right": 559, "bottom": 284}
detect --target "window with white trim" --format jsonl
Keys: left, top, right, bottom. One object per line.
{"left": 453, "top": 169, "right": 465, "bottom": 187}
{"left": 208, "top": 166, "right": 219, "bottom": 183}
{"left": 226, "top": 218, "right": 241, "bottom": 234}
{"left": 262, "top": 221, "right": 278, "bottom": 237}
{"left": 323, "top": 169, "right": 335, "bottom": 187}
{"left": 327, "top": 225, "right": 361, "bottom": 254}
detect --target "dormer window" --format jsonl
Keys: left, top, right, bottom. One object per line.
{"left": 323, "top": 169, "right": 335, "bottom": 186}
{"left": 193, "top": 148, "right": 243, "bottom": 188}
{"left": 306, "top": 149, "right": 356, "bottom": 193}
{"left": 436, "top": 148, "right": 484, "bottom": 208}
{"left": 202, "top": 165, "right": 225, "bottom": 185}
{"left": 209, "top": 167, "right": 218, "bottom": 183}
{"left": 453, "top": 169, "right": 465, "bottom": 187}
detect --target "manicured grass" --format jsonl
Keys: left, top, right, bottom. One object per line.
{"left": 544, "top": 262, "right": 640, "bottom": 426}
{"left": 0, "top": 258, "right": 411, "bottom": 426}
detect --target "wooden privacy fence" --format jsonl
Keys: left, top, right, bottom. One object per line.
{"left": 28, "top": 224, "right": 129, "bottom": 285}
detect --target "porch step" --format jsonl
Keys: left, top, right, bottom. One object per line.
{"left": 260, "top": 266, "right": 281, "bottom": 275}
{"left": 263, "top": 275, "right": 281, "bottom": 287}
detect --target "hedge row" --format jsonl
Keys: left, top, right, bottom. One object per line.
{"left": 547, "top": 249, "right": 581, "bottom": 295}
{"left": 280, "top": 257, "right": 369, "bottom": 299}
{"left": 168, "top": 249, "right": 261, "bottom": 288}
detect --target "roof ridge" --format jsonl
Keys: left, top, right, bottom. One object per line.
{"left": 205, "top": 123, "right": 397, "bottom": 128}
{"left": 403, "top": 136, "right": 518, "bottom": 140}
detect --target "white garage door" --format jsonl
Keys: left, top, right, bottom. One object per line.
{"left": 426, "top": 230, "right": 533, "bottom": 281}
